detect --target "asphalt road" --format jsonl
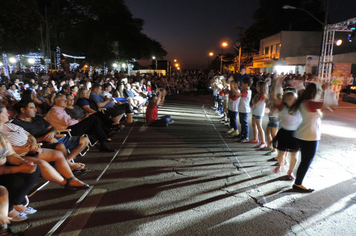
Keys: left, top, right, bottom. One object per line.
{"left": 11, "top": 93, "right": 356, "bottom": 236}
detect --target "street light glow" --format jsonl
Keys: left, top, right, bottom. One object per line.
{"left": 152, "top": 56, "right": 156, "bottom": 60}
{"left": 9, "top": 57, "right": 16, "bottom": 63}
{"left": 28, "top": 58, "right": 35, "bottom": 64}
{"left": 209, "top": 52, "right": 214, "bottom": 56}
{"left": 113, "top": 63, "right": 118, "bottom": 68}
{"left": 174, "top": 59, "right": 177, "bottom": 62}
{"left": 175, "top": 63, "right": 179, "bottom": 67}
{"left": 222, "top": 42, "right": 228, "bottom": 47}
{"left": 336, "top": 39, "right": 342, "bottom": 46}
{"left": 282, "top": 5, "right": 296, "bottom": 9}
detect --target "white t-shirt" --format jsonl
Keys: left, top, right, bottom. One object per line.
{"left": 279, "top": 106, "right": 302, "bottom": 130}
{"left": 228, "top": 89, "right": 241, "bottom": 112}
{"left": 8, "top": 89, "right": 21, "bottom": 101}
{"left": 238, "top": 90, "right": 251, "bottom": 113}
{"left": 252, "top": 94, "right": 266, "bottom": 116}
{"left": 294, "top": 102, "right": 321, "bottom": 141}
{"left": 265, "top": 77, "right": 271, "bottom": 86}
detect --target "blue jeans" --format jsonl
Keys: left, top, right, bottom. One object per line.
{"left": 228, "top": 110, "right": 238, "bottom": 130}
{"left": 217, "top": 98, "right": 223, "bottom": 113}
{"left": 239, "top": 112, "right": 249, "bottom": 139}
{"left": 150, "top": 115, "right": 171, "bottom": 127}
{"left": 295, "top": 140, "right": 319, "bottom": 185}
{"left": 0, "top": 165, "right": 41, "bottom": 212}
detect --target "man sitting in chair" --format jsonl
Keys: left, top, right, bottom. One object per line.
{"left": 46, "top": 93, "right": 115, "bottom": 152}
{"left": 12, "top": 99, "right": 89, "bottom": 171}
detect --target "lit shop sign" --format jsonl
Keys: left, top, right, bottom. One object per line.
{"left": 253, "top": 62, "right": 273, "bottom": 68}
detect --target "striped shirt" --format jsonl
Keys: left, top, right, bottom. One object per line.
{"left": 0, "top": 123, "right": 29, "bottom": 146}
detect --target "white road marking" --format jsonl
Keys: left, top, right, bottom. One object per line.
{"left": 202, "top": 105, "right": 268, "bottom": 204}
{"left": 117, "top": 143, "right": 137, "bottom": 160}
{"left": 46, "top": 123, "right": 136, "bottom": 236}
{"left": 59, "top": 188, "right": 107, "bottom": 236}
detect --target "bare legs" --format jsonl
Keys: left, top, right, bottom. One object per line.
{"left": 0, "top": 186, "right": 11, "bottom": 224}
{"left": 266, "top": 126, "right": 278, "bottom": 152}
{"left": 252, "top": 117, "right": 265, "bottom": 145}
{"left": 26, "top": 150, "right": 86, "bottom": 187}
{"left": 274, "top": 150, "right": 298, "bottom": 179}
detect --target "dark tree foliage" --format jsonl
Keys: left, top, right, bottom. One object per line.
{"left": 0, "top": 0, "right": 167, "bottom": 65}
{"left": 240, "top": 0, "right": 326, "bottom": 53}
{"left": 0, "top": 0, "right": 42, "bottom": 53}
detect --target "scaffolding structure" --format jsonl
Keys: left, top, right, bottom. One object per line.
{"left": 319, "top": 17, "right": 356, "bottom": 81}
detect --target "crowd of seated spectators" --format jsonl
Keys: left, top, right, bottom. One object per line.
{"left": 0, "top": 68, "right": 214, "bottom": 231}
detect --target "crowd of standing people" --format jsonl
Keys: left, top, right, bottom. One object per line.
{"left": 211, "top": 69, "right": 333, "bottom": 193}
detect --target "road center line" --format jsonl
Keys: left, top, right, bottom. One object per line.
{"left": 58, "top": 188, "right": 107, "bottom": 236}
{"left": 202, "top": 105, "right": 268, "bottom": 204}
{"left": 46, "top": 123, "right": 136, "bottom": 236}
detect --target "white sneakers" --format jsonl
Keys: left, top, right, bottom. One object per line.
{"left": 11, "top": 212, "right": 27, "bottom": 222}
{"left": 230, "top": 130, "right": 240, "bottom": 136}
{"left": 227, "top": 128, "right": 234, "bottom": 134}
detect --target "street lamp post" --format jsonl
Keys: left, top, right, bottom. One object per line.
{"left": 152, "top": 56, "right": 157, "bottom": 74}
{"left": 208, "top": 52, "right": 213, "bottom": 67}
{"left": 220, "top": 42, "right": 228, "bottom": 74}
{"left": 283, "top": 1, "right": 329, "bottom": 79}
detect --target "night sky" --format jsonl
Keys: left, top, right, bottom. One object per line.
{"left": 125, "top": 0, "right": 356, "bottom": 69}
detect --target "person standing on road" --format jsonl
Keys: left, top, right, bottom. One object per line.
{"left": 226, "top": 80, "right": 241, "bottom": 136}
{"left": 289, "top": 82, "right": 329, "bottom": 192}
{"left": 236, "top": 77, "right": 253, "bottom": 142}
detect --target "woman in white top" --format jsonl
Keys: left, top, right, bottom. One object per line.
{"left": 249, "top": 81, "right": 268, "bottom": 148}
{"left": 289, "top": 82, "right": 328, "bottom": 192}
{"left": 273, "top": 90, "right": 302, "bottom": 180}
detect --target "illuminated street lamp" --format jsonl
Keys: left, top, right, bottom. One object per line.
{"left": 174, "top": 59, "right": 177, "bottom": 62}
{"left": 152, "top": 56, "right": 157, "bottom": 72}
{"left": 208, "top": 52, "right": 214, "bottom": 67}
{"left": 9, "top": 57, "right": 17, "bottom": 64}
{"left": 283, "top": 4, "right": 327, "bottom": 78}
{"left": 28, "top": 58, "right": 35, "bottom": 64}
{"left": 220, "top": 42, "right": 228, "bottom": 74}
{"left": 282, "top": 5, "right": 324, "bottom": 25}
{"left": 175, "top": 63, "right": 179, "bottom": 67}
{"left": 336, "top": 39, "right": 342, "bottom": 46}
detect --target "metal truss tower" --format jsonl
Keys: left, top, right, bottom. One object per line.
{"left": 319, "top": 17, "right": 356, "bottom": 80}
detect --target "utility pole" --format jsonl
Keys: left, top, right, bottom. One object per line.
{"left": 234, "top": 26, "right": 244, "bottom": 72}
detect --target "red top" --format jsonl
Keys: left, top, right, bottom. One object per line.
{"left": 146, "top": 103, "right": 158, "bottom": 125}
{"left": 147, "top": 86, "right": 151, "bottom": 91}
{"left": 241, "top": 91, "right": 248, "bottom": 97}
{"left": 259, "top": 94, "right": 265, "bottom": 101}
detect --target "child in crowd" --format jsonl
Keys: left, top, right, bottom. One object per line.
{"left": 215, "top": 77, "right": 224, "bottom": 116}
{"left": 211, "top": 77, "right": 220, "bottom": 110}
{"left": 236, "top": 77, "right": 253, "bottom": 142}
{"left": 262, "top": 91, "right": 280, "bottom": 155}
{"left": 226, "top": 80, "right": 241, "bottom": 136}
{"left": 249, "top": 81, "right": 268, "bottom": 148}
{"left": 146, "top": 88, "right": 174, "bottom": 127}
{"left": 220, "top": 78, "right": 230, "bottom": 125}
{"left": 273, "top": 90, "right": 302, "bottom": 180}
